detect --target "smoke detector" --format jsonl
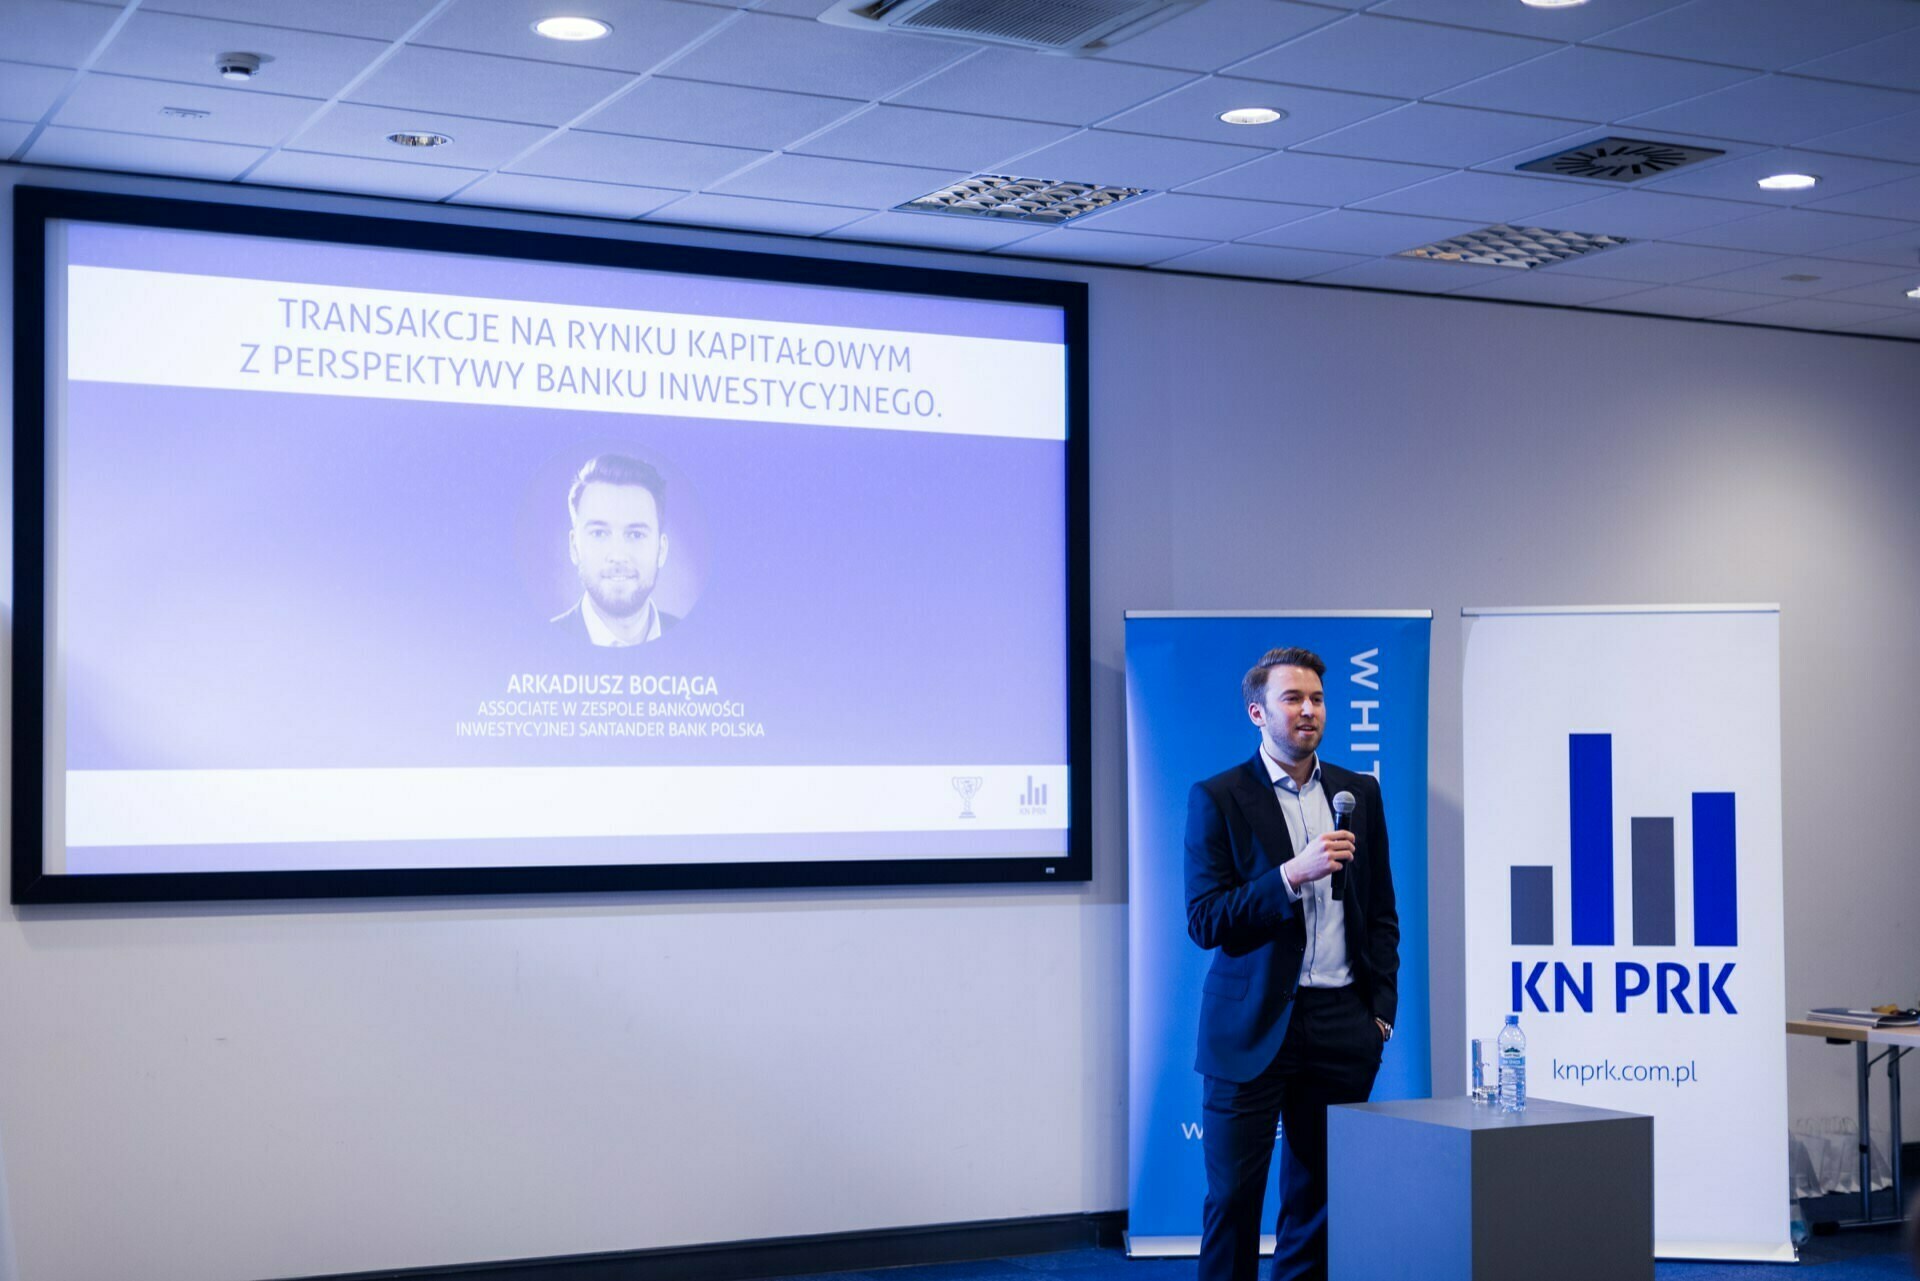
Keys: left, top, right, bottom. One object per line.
{"left": 819, "top": 0, "right": 1202, "bottom": 55}
{"left": 1516, "top": 137, "right": 1725, "bottom": 183}
{"left": 215, "top": 52, "right": 262, "bottom": 81}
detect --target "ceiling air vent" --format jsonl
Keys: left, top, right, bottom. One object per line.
{"left": 820, "top": 0, "right": 1201, "bottom": 55}
{"left": 1516, "top": 137, "right": 1726, "bottom": 183}
{"left": 1399, "top": 224, "right": 1629, "bottom": 270}
{"left": 898, "top": 174, "right": 1148, "bottom": 223}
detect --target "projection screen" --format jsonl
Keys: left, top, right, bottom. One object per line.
{"left": 12, "top": 187, "right": 1088, "bottom": 902}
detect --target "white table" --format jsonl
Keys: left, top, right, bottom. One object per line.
{"left": 1786, "top": 1019, "right": 1919, "bottom": 1228}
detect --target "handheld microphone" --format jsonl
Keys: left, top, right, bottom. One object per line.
{"left": 1330, "top": 791, "right": 1356, "bottom": 901}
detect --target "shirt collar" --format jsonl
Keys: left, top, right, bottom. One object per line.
{"left": 580, "top": 593, "right": 661, "bottom": 646}
{"left": 1260, "top": 743, "right": 1321, "bottom": 793}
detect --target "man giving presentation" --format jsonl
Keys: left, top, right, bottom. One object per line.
{"left": 1185, "top": 646, "right": 1400, "bottom": 1281}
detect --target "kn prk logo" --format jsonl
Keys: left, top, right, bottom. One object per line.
{"left": 1508, "top": 734, "right": 1737, "bottom": 1016}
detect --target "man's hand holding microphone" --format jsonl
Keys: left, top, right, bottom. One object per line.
{"left": 1282, "top": 830, "right": 1353, "bottom": 892}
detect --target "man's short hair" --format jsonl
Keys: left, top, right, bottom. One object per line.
{"left": 1242, "top": 647, "right": 1327, "bottom": 706}
{"left": 568, "top": 453, "right": 666, "bottom": 525}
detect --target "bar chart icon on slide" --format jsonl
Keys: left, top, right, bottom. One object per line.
{"left": 1508, "top": 734, "right": 1737, "bottom": 949}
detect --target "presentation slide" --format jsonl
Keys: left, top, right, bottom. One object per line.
{"left": 40, "top": 216, "right": 1073, "bottom": 880}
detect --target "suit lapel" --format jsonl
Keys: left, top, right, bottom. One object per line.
{"left": 1230, "top": 753, "right": 1297, "bottom": 876}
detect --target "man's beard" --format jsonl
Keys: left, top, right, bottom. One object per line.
{"left": 585, "top": 569, "right": 653, "bottom": 620}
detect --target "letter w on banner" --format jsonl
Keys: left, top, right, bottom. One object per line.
{"left": 1461, "top": 605, "right": 1788, "bottom": 1261}
{"left": 1124, "top": 612, "right": 1431, "bottom": 1256}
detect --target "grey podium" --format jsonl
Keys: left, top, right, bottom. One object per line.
{"left": 1328, "top": 1096, "right": 1652, "bottom": 1281}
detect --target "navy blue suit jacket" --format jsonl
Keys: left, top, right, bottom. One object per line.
{"left": 1185, "top": 753, "right": 1400, "bottom": 1082}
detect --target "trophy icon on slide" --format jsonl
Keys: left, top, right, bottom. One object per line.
{"left": 952, "top": 776, "right": 984, "bottom": 819}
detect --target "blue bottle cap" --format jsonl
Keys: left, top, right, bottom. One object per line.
{"left": 1504, "top": 1013, "right": 1519, "bottom": 1024}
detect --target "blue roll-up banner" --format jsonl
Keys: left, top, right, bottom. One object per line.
{"left": 1125, "top": 612, "right": 1432, "bottom": 1255}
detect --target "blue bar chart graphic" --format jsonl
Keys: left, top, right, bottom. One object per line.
{"left": 1509, "top": 733, "right": 1738, "bottom": 947}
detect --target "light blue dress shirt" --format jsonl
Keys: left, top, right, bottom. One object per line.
{"left": 1260, "top": 747, "right": 1352, "bottom": 989}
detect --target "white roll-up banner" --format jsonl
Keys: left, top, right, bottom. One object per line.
{"left": 1461, "top": 605, "right": 1789, "bottom": 1261}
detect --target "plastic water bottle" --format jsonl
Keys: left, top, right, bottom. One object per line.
{"left": 1497, "top": 1014, "right": 1527, "bottom": 1112}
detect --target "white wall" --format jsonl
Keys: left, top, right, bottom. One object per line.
{"left": 2, "top": 163, "right": 1916, "bottom": 1281}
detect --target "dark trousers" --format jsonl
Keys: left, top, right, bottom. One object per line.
{"left": 1198, "top": 985, "right": 1383, "bottom": 1281}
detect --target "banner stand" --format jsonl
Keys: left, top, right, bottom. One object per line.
{"left": 1461, "top": 605, "right": 1790, "bottom": 1261}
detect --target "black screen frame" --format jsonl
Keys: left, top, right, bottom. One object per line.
{"left": 11, "top": 185, "right": 1091, "bottom": 904}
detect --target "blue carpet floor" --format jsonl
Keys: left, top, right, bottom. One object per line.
{"left": 784, "top": 1228, "right": 1911, "bottom": 1281}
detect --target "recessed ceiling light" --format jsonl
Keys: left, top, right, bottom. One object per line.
{"left": 1219, "top": 107, "right": 1285, "bottom": 126}
{"left": 1520, "top": 0, "right": 1588, "bottom": 8}
{"left": 533, "top": 16, "right": 612, "bottom": 40}
{"left": 1907, "top": 285, "right": 1920, "bottom": 300}
{"left": 1757, "top": 172, "right": 1818, "bottom": 190}
{"left": 388, "top": 131, "right": 453, "bottom": 148}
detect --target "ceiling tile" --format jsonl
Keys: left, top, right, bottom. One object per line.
{"left": 349, "top": 47, "right": 634, "bottom": 126}
{"left": 1529, "top": 188, "right": 1761, "bottom": 238}
{"left": 1672, "top": 207, "right": 1905, "bottom": 254}
{"left": 1154, "top": 241, "right": 1373, "bottom": 279}
{"left": 651, "top": 192, "right": 871, "bottom": 236}
{"left": 1450, "top": 273, "right": 1654, "bottom": 305}
{"left": 1789, "top": 26, "right": 1920, "bottom": 93}
{"left": 1809, "top": 222, "right": 1920, "bottom": 266}
{"left": 1688, "top": 255, "right": 1918, "bottom": 296}
{"left": 27, "top": 124, "right": 265, "bottom": 179}
{"left": 291, "top": 103, "right": 555, "bottom": 169}
{"left": 1304, "top": 256, "right": 1519, "bottom": 290}
{"left": 758, "top": 0, "right": 837, "bottom": 16}
{"left": 1005, "top": 129, "right": 1266, "bottom": 190}
{"left": 413, "top": 0, "right": 731, "bottom": 74}
{"left": 896, "top": 48, "right": 1191, "bottom": 127}
{"left": 0, "top": 120, "right": 31, "bottom": 153}
{"left": 141, "top": 0, "right": 440, "bottom": 40}
{"left": 1228, "top": 15, "right": 1556, "bottom": 100}
{"left": 249, "top": 150, "right": 483, "bottom": 200}
{"left": 453, "top": 173, "right": 685, "bottom": 219}
{"left": 579, "top": 77, "right": 859, "bottom": 152}
{"left": 1352, "top": 170, "right": 1589, "bottom": 222}
{"left": 1798, "top": 110, "right": 1920, "bottom": 165}
{"left": 94, "top": 11, "right": 387, "bottom": 99}
{"left": 1179, "top": 150, "right": 1443, "bottom": 205}
{"left": 1296, "top": 103, "right": 1587, "bottom": 170}
{"left": 826, "top": 210, "right": 1044, "bottom": 250}
{"left": 1803, "top": 171, "right": 1920, "bottom": 220}
{"left": 0, "top": 60, "right": 73, "bottom": 122}
{"left": 1591, "top": 0, "right": 1920, "bottom": 68}
{"left": 1805, "top": 274, "right": 1920, "bottom": 306}
{"left": 55, "top": 72, "right": 320, "bottom": 147}
{"left": 670, "top": 13, "right": 966, "bottom": 101}
{"left": 1719, "top": 297, "right": 1915, "bottom": 331}
{"left": 1099, "top": 76, "right": 1399, "bottom": 147}
{"left": 1431, "top": 47, "right": 1756, "bottom": 123}
{"left": 795, "top": 106, "right": 1074, "bottom": 173}
{"left": 709, "top": 153, "right": 966, "bottom": 207}
{"left": 1622, "top": 76, "right": 1920, "bottom": 148}
{"left": 1070, "top": 192, "right": 1322, "bottom": 239}
{"left": 1539, "top": 239, "right": 1775, "bottom": 283}
{"left": 0, "top": 0, "right": 121, "bottom": 68}
{"left": 512, "top": 131, "right": 764, "bottom": 189}
{"left": 1840, "top": 311, "right": 1920, "bottom": 339}
{"left": 997, "top": 227, "right": 1211, "bottom": 265}
{"left": 1244, "top": 208, "right": 1482, "bottom": 254}
{"left": 1593, "top": 284, "right": 1777, "bottom": 318}
{"left": 1092, "top": 0, "right": 1341, "bottom": 74}
{"left": 1368, "top": 0, "right": 1690, "bottom": 42}
{"left": 1640, "top": 147, "right": 1919, "bottom": 204}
